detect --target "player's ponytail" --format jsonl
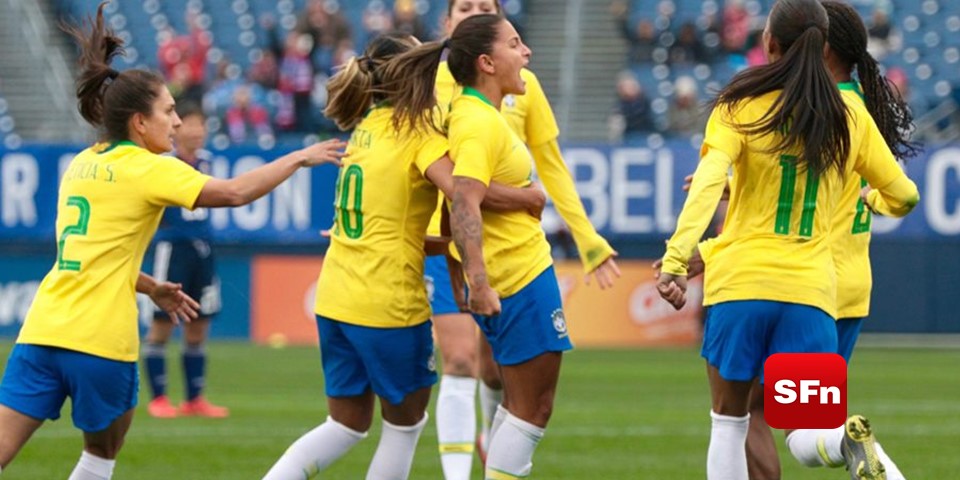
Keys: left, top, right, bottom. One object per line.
{"left": 62, "top": 1, "right": 165, "bottom": 142}
{"left": 713, "top": 0, "right": 849, "bottom": 177}
{"left": 380, "top": 13, "right": 504, "bottom": 134}
{"left": 325, "top": 33, "right": 417, "bottom": 131}
{"left": 822, "top": 1, "right": 920, "bottom": 160}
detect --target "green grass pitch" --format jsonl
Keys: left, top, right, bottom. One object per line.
{"left": 1, "top": 343, "right": 957, "bottom": 478}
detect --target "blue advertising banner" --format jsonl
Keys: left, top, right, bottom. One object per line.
{"left": 0, "top": 142, "right": 958, "bottom": 244}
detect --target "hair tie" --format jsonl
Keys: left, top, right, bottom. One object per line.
{"left": 804, "top": 21, "right": 823, "bottom": 32}
{"left": 107, "top": 69, "right": 119, "bottom": 80}
{"left": 442, "top": 39, "right": 451, "bottom": 50}
{"left": 365, "top": 57, "right": 376, "bottom": 72}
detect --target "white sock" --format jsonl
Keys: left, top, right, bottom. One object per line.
{"left": 436, "top": 375, "right": 477, "bottom": 480}
{"left": 366, "top": 413, "right": 429, "bottom": 480}
{"left": 707, "top": 411, "right": 749, "bottom": 480}
{"left": 785, "top": 427, "right": 844, "bottom": 468}
{"left": 876, "top": 442, "right": 906, "bottom": 480}
{"left": 68, "top": 451, "right": 116, "bottom": 480}
{"left": 478, "top": 381, "right": 502, "bottom": 451}
{"left": 263, "top": 416, "right": 367, "bottom": 480}
{"left": 488, "top": 404, "right": 509, "bottom": 445}
{"left": 484, "top": 411, "right": 544, "bottom": 479}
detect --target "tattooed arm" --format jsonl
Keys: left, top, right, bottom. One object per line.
{"left": 451, "top": 176, "right": 501, "bottom": 316}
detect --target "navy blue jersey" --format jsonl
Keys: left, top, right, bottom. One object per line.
{"left": 154, "top": 150, "right": 213, "bottom": 242}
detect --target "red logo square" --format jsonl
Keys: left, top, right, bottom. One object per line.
{"left": 764, "top": 353, "right": 847, "bottom": 429}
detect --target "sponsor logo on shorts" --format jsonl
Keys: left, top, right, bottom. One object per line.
{"left": 551, "top": 309, "right": 568, "bottom": 338}
{"left": 427, "top": 352, "right": 437, "bottom": 372}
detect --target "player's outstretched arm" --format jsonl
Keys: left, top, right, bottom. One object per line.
{"left": 194, "top": 139, "right": 347, "bottom": 208}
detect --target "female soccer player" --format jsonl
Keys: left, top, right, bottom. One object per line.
{"left": 143, "top": 103, "right": 229, "bottom": 420}
{"left": 261, "top": 32, "right": 542, "bottom": 480}
{"left": 381, "top": 14, "right": 575, "bottom": 479}
{"left": 427, "top": 2, "right": 621, "bottom": 477}
{"left": 655, "top": 0, "right": 919, "bottom": 478}
{"left": 0, "top": 4, "right": 345, "bottom": 478}
{"left": 744, "top": 3, "right": 917, "bottom": 479}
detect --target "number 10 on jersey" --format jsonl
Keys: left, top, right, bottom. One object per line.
{"left": 332, "top": 165, "right": 364, "bottom": 239}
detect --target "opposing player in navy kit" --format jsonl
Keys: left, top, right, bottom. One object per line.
{"left": 143, "top": 103, "right": 229, "bottom": 418}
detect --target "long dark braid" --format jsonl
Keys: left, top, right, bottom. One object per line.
{"left": 823, "top": 1, "right": 921, "bottom": 159}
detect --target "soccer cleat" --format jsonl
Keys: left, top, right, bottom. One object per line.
{"left": 841, "top": 415, "right": 886, "bottom": 480}
{"left": 476, "top": 432, "right": 488, "bottom": 466}
{"left": 147, "top": 396, "right": 178, "bottom": 418}
{"left": 178, "top": 396, "right": 230, "bottom": 418}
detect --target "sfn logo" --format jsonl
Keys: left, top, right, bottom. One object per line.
{"left": 764, "top": 353, "right": 847, "bottom": 429}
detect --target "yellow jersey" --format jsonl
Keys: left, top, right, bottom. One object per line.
{"left": 663, "top": 90, "right": 911, "bottom": 318}
{"left": 315, "top": 106, "right": 447, "bottom": 328}
{"left": 832, "top": 82, "right": 874, "bottom": 319}
{"left": 449, "top": 88, "right": 553, "bottom": 296}
{"left": 19, "top": 141, "right": 210, "bottom": 361}
{"left": 430, "top": 62, "right": 615, "bottom": 273}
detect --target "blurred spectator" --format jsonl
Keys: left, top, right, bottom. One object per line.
{"left": 393, "top": 0, "right": 429, "bottom": 41}
{"left": 296, "top": 0, "right": 352, "bottom": 56}
{"left": 610, "top": 71, "right": 654, "bottom": 140}
{"left": 745, "top": 30, "right": 767, "bottom": 67}
{"left": 670, "top": 22, "right": 707, "bottom": 64}
{"left": 226, "top": 86, "right": 272, "bottom": 144}
{"left": 157, "top": 10, "right": 211, "bottom": 103}
{"left": 722, "top": 0, "right": 751, "bottom": 54}
{"left": 277, "top": 32, "right": 316, "bottom": 132}
{"left": 668, "top": 76, "right": 705, "bottom": 135}
{"left": 249, "top": 51, "right": 279, "bottom": 90}
{"left": 867, "top": 9, "right": 894, "bottom": 60}
{"left": 611, "top": 1, "right": 658, "bottom": 64}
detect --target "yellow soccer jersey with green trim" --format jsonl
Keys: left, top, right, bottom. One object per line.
{"left": 449, "top": 88, "right": 552, "bottom": 297}
{"left": 315, "top": 106, "right": 447, "bottom": 328}
{"left": 427, "top": 62, "right": 559, "bottom": 237}
{"left": 19, "top": 141, "right": 210, "bottom": 361}
{"left": 832, "top": 82, "right": 874, "bottom": 319}
{"left": 668, "top": 91, "right": 908, "bottom": 318}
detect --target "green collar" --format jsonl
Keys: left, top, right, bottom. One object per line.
{"left": 462, "top": 87, "right": 495, "bottom": 107}
{"left": 100, "top": 139, "right": 138, "bottom": 154}
{"left": 837, "top": 81, "right": 865, "bottom": 101}
{"left": 363, "top": 100, "right": 391, "bottom": 119}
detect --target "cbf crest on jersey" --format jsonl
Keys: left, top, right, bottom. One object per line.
{"left": 504, "top": 94, "right": 516, "bottom": 108}
{"left": 552, "top": 308, "right": 568, "bottom": 338}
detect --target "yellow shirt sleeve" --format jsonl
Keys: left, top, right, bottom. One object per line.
{"left": 451, "top": 127, "right": 496, "bottom": 187}
{"left": 413, "top": 128, "right": 449, "bottom": 175}
{"left": 661, "top": 149, "right": 733, "bottom": 276}
{"left": 866, "top": 175, "right": 919, "bottom": 217}
{"left": 521, "top": 70, "right": 561, "bottom": 147}
{"left": 144, "top": 156, "right": 211, "bottom": 208}
{"left": 852, "top": 115, "right": 920, "bottom": 217}
{"left": 529, "top": 140, "right": 614, "bottom": 272}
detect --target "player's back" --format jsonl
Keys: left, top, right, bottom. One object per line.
{"left": 20, "top": 142, "right": 209, "bottom": 361}
{"left": 316, "top": 107, "right": 444, "bottom": 328}
{"left": 700, "top": 91, "right": 847, "bottom": 317}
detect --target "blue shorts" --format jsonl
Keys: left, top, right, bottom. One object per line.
{"left": 151, "top": 239, "right": 220, "bottom": 318}
{"left": 316, "top": 316, "right": 437, "bottom": 405}
{"left": 473, "top": 266, "right": 574, "bottom": 366}
{"left": 424, "top": 255, "right": 460, "bottom": 316}
{"left": 701, "top": 300, "right": 837, "bottom": 383}
{"left": 0, "top": 344, "right": 138, "bottom": 432}
{"left": 836, "top": 317, "right": 863, "bottom": 363}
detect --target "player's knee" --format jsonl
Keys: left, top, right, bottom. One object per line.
{"left": 440, "top": 352, "right": 475, "bottom": 377}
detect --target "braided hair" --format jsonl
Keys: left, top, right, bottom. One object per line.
{"left": 823, "top": 1, "right": 920, "bottom": 159}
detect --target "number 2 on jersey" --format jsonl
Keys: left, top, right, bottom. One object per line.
{"left": 57, "top": 195, "right": 91, "bottom": 271}
{"left": 334, "top": 165, "right": 364, "bottom": 239}
{"left": 775, "top": 155, "right": 819, "bottom": 237}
